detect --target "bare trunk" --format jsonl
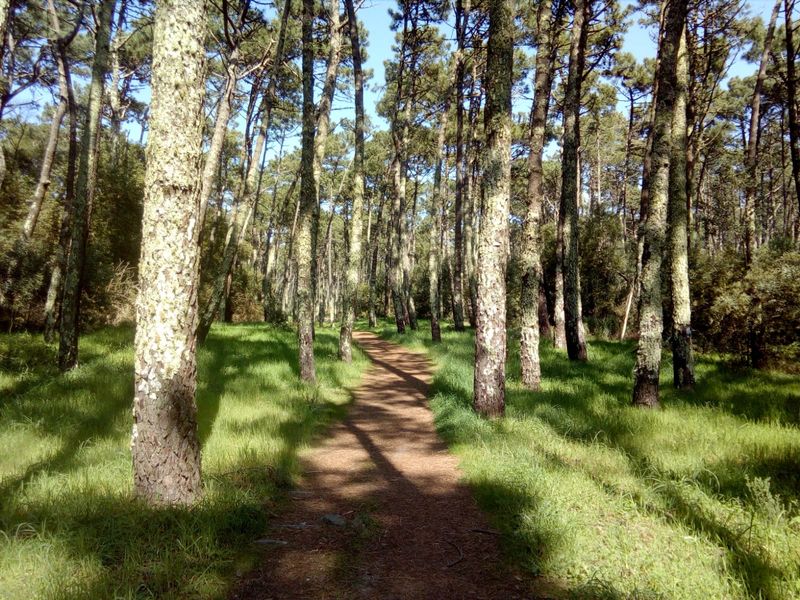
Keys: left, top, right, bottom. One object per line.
{"left": 58, "top": 0, "right": 116, "bottom": 371}
{"left": 743, "top": 0, "right": 780, "bottom": 265}
{"left": 667, "top": 30, "right": 695, "bottom": 389}
{"left": 429, "top": 99, "right": 450, "bottom": 343}
{"left": 785, "top": 0, "right": 800, "bottom": 216}
{"left": 520, "top": 0, "right": 559, "bottom": 390}
{"left": 633, "top": 0, "right": 687, "bottom": 408}
{"left": 559, "top": 0, "right": 588, "bottom": 362}
{"left": 473, "top": 0, "right": 512, "bottom": 418}
{"left": 132, "top": 0, "right": 207, "bottom": 506}
{"left": 297, "top": 0, "right": 316, "bottom": 381}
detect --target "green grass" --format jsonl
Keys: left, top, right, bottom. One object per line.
{"left": 0, "top": 323, "right": 367, "bottom": 599}
{"left": 373, "top": 320, "right": 800, "bottom": 600}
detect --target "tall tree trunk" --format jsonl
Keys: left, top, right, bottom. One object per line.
{"left": 58, "top": 0, "right": 116, "bottom": 371}
{"left": 632, "top": 0, "right": 687, "bottom": 408}
{"left": 667, "top": 30, "right": 695, "bottom": 389}
{"left": 743, "top": 0, "right": 780, "bottom": 266}
{"left": 452, "top": 0, "right": 471, "bottom": 331}
{"left": 464, "top": 58, "right": 481, "bottom": 328}
{"left": 199, "top": 55, "right": 238, "bottom": 229}
{"left": 520, "top": 0, "right": 559, "bottom": 390}
{"left": 473, "top": 0, "right": 512, "bottom": 418}
{"left": 785, "top": 0, "right": 800, "bottom": 215}
{"left": 297, "top": 0, "right": 316, "bottom": 381}
{"left": 367, "top": 193, "right": 385, "bottom": 327}
{"left": 559, "top": 0, "right": 588, "bottom": 362}
{"left": 403, "top": 175, "right": 419, "bottom": 329}
{"left": 339, "top": 0, "right": 364, "bottom": 361}
{"left": 43, "top": 11, "right": 80, "bottom": 343}
{"left": 429, "top": 97, "right": 450, "bottom": 343}
{"left": 312, "top": 0, "right": 343, "bottom": 322}
{"left": 196, "top": 0, "right": 291, "bottom": 342}
{"left": 132, "top": 0, "right": 207, "bottom": 506}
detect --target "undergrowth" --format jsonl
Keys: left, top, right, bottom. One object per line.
{"left": 0, "top": 323, "right": 366, "bottom": 599}
{"left": 374, "top": 321, "right": 800, "bottom": 600}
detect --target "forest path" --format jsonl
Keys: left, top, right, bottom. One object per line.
{"left": 230, "top": 331, "right": 536, "bottom": 599}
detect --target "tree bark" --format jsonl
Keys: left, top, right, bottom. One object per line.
{"left": 132, "top": 0, "right": 207, "bottom": 506}
{"left": 520, "top": 0, "right": 559, "bottom": 390}
{"left": 339, "top": 0, "right": 364, "bottom": 361}
{"left": 297, "top": 0, "right": 317, "bottom": 381}
{"left": 558, "top": 0, "right": 588, "bottom": 362}
{"left": 473, "top": 0, "right": 512, "bottom": 418}
{"left": 667, "top": 29, "right": 695, "bottom": 389}
{"left": 633, "top": 0, "right": 687, "bottom": 408}
{"left": 58, "top": 0, "right": 116, "bottom": 371}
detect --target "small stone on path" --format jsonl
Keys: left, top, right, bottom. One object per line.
{"left": 321, "top": 513, "right": 347, "bottom": 527}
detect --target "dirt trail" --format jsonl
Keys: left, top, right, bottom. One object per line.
{"left": 231, "top": 331, "right": 536, "bottom": 599}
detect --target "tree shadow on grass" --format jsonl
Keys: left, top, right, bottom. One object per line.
{"left": 0, "top": 323, "right": 363, "bottom": 599}
{"left": 410, "top": 329, "right": 799, "bottom": 599}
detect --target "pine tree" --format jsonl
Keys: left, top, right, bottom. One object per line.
{"left": 132, "top": 0, "right": 208, "bottom": 505}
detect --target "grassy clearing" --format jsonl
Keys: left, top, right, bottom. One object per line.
{"left": 374, "top": 321, "right": 800, "bottom": 600}
{"left": 0, "top": 323, "right": 367, "bottom": 599}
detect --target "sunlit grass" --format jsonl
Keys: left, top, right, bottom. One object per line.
{"left": 0, "top": 323, "right": 367, "bottom": 599}
{"left": 374, "top": 320, "right": 800, "bottom": 600}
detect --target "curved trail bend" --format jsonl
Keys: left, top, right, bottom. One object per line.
{"left": 232, "top": 331, "right": 535, "bottom": 599}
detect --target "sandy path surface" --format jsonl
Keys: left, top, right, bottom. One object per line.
{"left": 231, "top": 331, "right": 537, "bottom": 599}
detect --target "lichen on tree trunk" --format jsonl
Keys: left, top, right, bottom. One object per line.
{"left": 473, "top": 0, "right": 513, "bottom": 419}
{"left": 667, "top": 29, "right": 695, "bottom": 389}
{"left": 132, "top": 0, "right": 207, "bottom": 506}
{"left": 633, "top": 0, "right": 687, "bottom": 408}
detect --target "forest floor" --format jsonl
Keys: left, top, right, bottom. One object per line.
{"left": 231, "top": 331, "right": 538, "bottom": 599}
{"left": 376, "top": 322, "right": 800, "bottom": 599}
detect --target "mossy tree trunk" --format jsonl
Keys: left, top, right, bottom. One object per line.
{"left": 633, "top": 0, "right": 687, "bottom": 408}
{"left": 667, "top": 30, "right": 695, "bottom": 389}
{"left": 473, "top": 0, "right": 512, "bottom": 418}
{"left": 339, "top": 0, "right": 364, "bottom": 361}
{"left": 520, "top": 0, "right": 560, "bottom": 390}
{"left": 132, "top": 0, "right": 207, "bottom": 506}
{"left": 297, "top": 0, "right": 317, "bottom": 382}
{"left": 58, "top": 0, "right": 116, "bottom": 371}
{"left": 559, "top": 0, "right": 588, "bottom": 362}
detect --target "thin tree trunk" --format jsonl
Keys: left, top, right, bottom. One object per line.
{"left": 196, "top": 0, "right": 291, "bottom": 342}
{"left": 520, "top": 0, "right": 559, "bottom": 389}
{"left": 312, "top": 0, "right": 343, "bottom": 322}
{"left": 339, "top": 0, "right": 364, "bottom": 361}
{"left": 132, "top": 0, "right": 207, "bottom": 506}
{"left": 452, "top": 0, "right": 471, "bottom": 331}
{"left": 633, "top": 0, "right": 687, "bottom": 408}
{"left": 743, "top": 0, "right": 780, "bottom": 265}
{"left": 559, "top": 0, "right": 588, "bottom": 362}
{"left": 43, "top": 10, "right": 80, "bottom": 343}
{"left": 786, "top": 0, "right": 800, "bottom": 215}
{"left": 58, "top": 0, "right": 116, "bottom": 371}
{"left": 473, "top": 0, "right": 512, "bottom": 418}
{"left": 429, "top": 96, "right": 450, "bottom": 343}
{"left": 667, "top": 29, "right": 695, "bottom": 389}
{"left": 297, "top": 0, "right": 316, "bottom": 381}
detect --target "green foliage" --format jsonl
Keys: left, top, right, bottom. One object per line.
{"left": 691, "top": 247, "right": 800, "bottom": 368}
{"left": 374, "top": 321, "right": 800, "bottom": 599}
{"left": 0, "top": 324, "right": 367, "bottom": 599}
